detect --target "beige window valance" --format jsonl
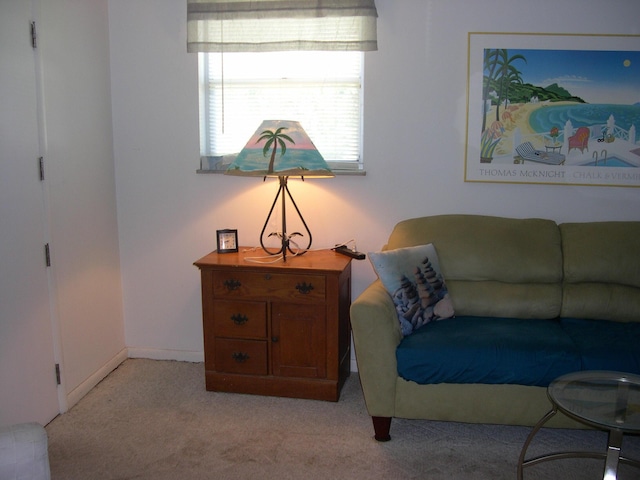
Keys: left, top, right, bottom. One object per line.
{"left": 187, "top": 0, "right": 378, "bottom": 52}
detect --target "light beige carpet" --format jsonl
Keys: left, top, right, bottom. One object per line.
{"left": 45, "top": 359, "right": 639, "bottom": 479}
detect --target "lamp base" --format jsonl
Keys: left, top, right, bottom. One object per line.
{"left": 259, "top": 176, "right": 312, "bottom": 261}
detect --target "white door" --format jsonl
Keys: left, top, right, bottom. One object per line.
{"left": 0, "top": 0, "right": 60, "bottom": 425}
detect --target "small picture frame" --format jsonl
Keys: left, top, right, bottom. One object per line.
{"left": 216, "top": 229, "right": 238, "bottom": 253}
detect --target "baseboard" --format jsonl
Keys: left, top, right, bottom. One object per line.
{"left": 64, "top": 348, "right": 128, "bottom": 412}
{"left": 127, "top": 347, "right": 205, "bottom": 363}
{"left": 62, "top": 347, "right": 356, "bottom": 415}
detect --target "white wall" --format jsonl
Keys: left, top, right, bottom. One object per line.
{"left": 109, "top": 0, "right": 640, "bottom": 361}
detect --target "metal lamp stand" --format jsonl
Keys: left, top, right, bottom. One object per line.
{"left": 259, "top": 176, "right": 312, "bottom": 261}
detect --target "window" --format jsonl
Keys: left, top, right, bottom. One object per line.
{"left": 198, "top": 50, "right": 364, "bottom": 173}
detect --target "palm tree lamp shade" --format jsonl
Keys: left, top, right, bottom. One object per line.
{"left": 225, "top": 120, "right": 334, "bottom": 260}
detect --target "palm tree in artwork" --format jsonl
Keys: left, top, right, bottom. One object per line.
{"left": 493, "top": 50, "right": 526, "bottom": 123}
{"left": 482, "top": 49, "right": 526, "bottom": 130}
{"left": 258, "top": 127, "right": 296, "bottom": 174}
{"left": 482, "top": 49, "right": 501, "bottom": 132}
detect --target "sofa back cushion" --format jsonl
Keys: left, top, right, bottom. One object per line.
{"left": 384, "top": 215, "right": 563, "bottom": 318}
{"left": 560, "top": 221, "right": 640, "bottom": 322}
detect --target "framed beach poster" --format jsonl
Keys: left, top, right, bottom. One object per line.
{"left": 465, "top": 32, "right": 640, "bottom": 187}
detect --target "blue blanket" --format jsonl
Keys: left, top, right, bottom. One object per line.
{"left": 560, "top": 317, "right": 640, "bottom": 373}
{"left": 396, "top": 316, "right": 640, "bottom": 386}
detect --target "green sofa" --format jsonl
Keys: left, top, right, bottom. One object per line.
{"left": 350, "top": 214, "right": 640, "bottom": 441}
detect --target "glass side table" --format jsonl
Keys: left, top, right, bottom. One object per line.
{"left": 517, "top": 371, "right": 640, "bottom": 480}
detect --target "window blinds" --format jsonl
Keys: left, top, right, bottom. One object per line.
{"left": 187, "top": 0, "right": 378, "bottom": 53}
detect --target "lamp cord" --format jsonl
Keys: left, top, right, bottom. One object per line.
{"left": 242, "top": 238, "right": 358, "bottom": 264}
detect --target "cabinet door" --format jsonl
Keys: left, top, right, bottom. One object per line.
{"left": 271, "top": 303, "right": 326, "bottom": 379}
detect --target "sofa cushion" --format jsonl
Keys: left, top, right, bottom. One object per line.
{"left": 560, "top": 317, "right": 640, "bottom": 373}
{"left": 396, "top": 316, "right": 581, "bottom": 386}
{"left": 368, "top": 244, "right": 454, "bottom": 336}
{"left": 560, "top": 221, "right": 640, "bottom": 322}
{"left": 384, "top": 215, "right": 563, "bottom": 319}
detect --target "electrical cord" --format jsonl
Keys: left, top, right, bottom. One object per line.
{"left": 241, "top": 238, "right": 360, "bottom": 263}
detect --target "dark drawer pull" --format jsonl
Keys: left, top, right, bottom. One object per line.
{"left": 223, "top": 279, "right": 241, "bottom": 291}
{"left": 231, "top": 352, "right": 250, "bottom": 363}
{"left": 295, "top": 282, "right": 314, "bottom": 294}
{"left": 231, "top": 314, "right": 248, "bottom": 325}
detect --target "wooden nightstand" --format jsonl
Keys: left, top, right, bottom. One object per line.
{"left": 194, "top": 248, "right": 352, "bottom": 401}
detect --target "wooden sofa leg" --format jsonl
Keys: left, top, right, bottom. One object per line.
{"left": 372, "top": 416, "right": 392, "bottom": 442}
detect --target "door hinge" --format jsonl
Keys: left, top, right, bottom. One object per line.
{"left": 30, "top": 21, "right": 37, "bottom": 49}
{"left": 39, "top": 157, "right": 44, "bottom": 181}
{"left": 55, "top": 364, "right": 61, "bottom": 385}
{"left": 45, "top": 243, "right": 51, "bottom": 267}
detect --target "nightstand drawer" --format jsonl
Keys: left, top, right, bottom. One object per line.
{"left": 213, "top": 271, "right": 326, "bottom": 301}
{"left": 213, "top": 300, "right": 266, "bottom": 338}
{"left": 214, "top": 338, "right": 268, "bottom": 375}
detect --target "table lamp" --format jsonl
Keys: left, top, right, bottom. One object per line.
{"left": 225, "top": 120, "right": 334, "bottom": 261}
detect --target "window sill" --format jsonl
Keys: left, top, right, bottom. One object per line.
{"left": 196, "top": 169, "right": 366, "bottom": 176}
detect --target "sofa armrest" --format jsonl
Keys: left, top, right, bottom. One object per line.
{"left": 350, "top": 280, "right": 402, "bottom": 417}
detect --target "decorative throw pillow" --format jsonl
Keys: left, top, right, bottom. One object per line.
{"left": 369, "top": 244, "right": 454, "bottom": 336}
